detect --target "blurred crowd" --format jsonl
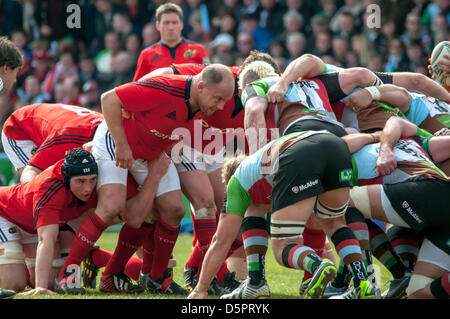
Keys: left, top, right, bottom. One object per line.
{"left": 0, "top": 0, "right": 448, "bottom": 132}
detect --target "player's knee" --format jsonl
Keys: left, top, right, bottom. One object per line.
{"left": 193, "top": 205, "right": 217, "bottom": 220}
{"left": 97, "top": 199, "right": 126, "bottom": 222}
{"left": 406, "top": 274, "right": 434, "bottom": 297}
{"left": 0, "top": 241, "right": 26, "bottom": 265}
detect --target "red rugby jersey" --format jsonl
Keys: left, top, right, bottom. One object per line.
{"left": 2, "top": 103, "right": 104, "bottom": 170}
{"left": 115, "top": 75, "right": 198, "bottom": 160}
{"left": 133, "top": 39, "right": 210, "bottom": 81}
{"left": 172, "top": 64, "right": 245, "bottom": 155}
{"left": 0, "top": 160, "right": 98, "bottom": 234}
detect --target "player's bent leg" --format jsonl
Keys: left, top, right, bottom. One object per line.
{"left": 0, "top": 241, "right": 28, "bottom": 292}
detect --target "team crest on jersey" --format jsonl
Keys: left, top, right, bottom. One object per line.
{"left": 291, "top": 186, "right": 299, "bottom": 194}
{"left": 8, "top": 227, "right": 17, "bottom": 234}
{"left": 184, "top": 49, "right": 196, "bottom": 58}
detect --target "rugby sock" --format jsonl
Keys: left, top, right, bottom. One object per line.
{"left": 91, "top": 248, "right": 112, "bottom": 268}
{"left": 216, "top": 261, "right": 231, "bottom": 283}
{"left": 150, "top": 218, "right": 180, "bottom": 279}
{"left": 303, "top": 226, "right": 327, "bottom": 257}
{"left": 185, "top": 241, "right": 203, "bottom": 271}
{"left": 387, "top": 226, "right": 421, "bottom": 270}
{"left": 331, "top": 226, "right": 367, "bottom": 287}
{"left": 123, "top": 256, "right": 143, "bottom": 282}
{"left": 141, "top": 226, "right": 156, "bottom": 275}
{"left": 367, "top": 219, "right": 407, "bottom": 279}
{"left": 302, "top": 226, "right": 327, "bottom": 282}
{"left": 430, "top": 273, "right": 450, "bottom": 299}
{"left": 193, "top": 217, "right": 217, "bottom": 254}
{"left": 346, "top": 208, "right": 377, "bottom": 287}
{"left": 59, "top": 211, "right": 108, "bottom": 278}
{"left": 332, "top": 259, "right": 351, "bottom": 288}
{"left": 242, "top": 216, "right": 268, "bottom": 285}
{"left": 281, "top": 243, "right": 321, "bottom": 274}
{"left": 103, "top": 223, "right": 153, "bottom": 276}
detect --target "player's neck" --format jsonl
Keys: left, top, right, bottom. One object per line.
{"left": 161, "top": 38, "right": 182, "bottom": 48}
{"left": 189, "top": 76, "right": 201, "bottom": 112}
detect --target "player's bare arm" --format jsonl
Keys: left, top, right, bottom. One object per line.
{"left": 267, "top": 54, "right": 325, "bottom": 103}
{"left": 101, "top": 89, "right": 134, "bottom": 170}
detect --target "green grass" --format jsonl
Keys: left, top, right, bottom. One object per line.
{"left": 14, "top": 231, "right": 394, "bottom": 299}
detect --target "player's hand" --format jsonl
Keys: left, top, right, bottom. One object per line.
{"left": 147, "top": 153, "right": 171, "bottom": 178}
{"left": 115, "top": 141, "right": 134, "bottom": 170}
{"left": 20, "top": 287, "right": 55, "bottom": 295}
{"left": 344, "top": 89, "right": 372, "bottom": 112}
{"left": 376, "top": 148, "right": 397, "bottom": 176}
{"left": 187, "top": 289, "right": 208, "bottom": 299}
{"left": 267, "top": 80, "right": 288, "bottom": 103}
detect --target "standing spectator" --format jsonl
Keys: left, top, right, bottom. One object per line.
{"left": 15, "top": 74, "right": 50, "bottom": 107}
{"left": 133, "top": 2, "right": 210, "bottom": 81}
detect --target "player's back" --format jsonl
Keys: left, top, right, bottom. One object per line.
{"left": 3, "top": 103, "right": 104, "bottom": 145}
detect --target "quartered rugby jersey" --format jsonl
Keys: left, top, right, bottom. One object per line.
{"left": 352, "top": 137, "right": 448, "bottom": 186}
{"left": 405, "top": 93, "right": 450, "bottom": 134}
{"left": 225, "top": 130, "right": 331, "bottom": 217}
{"left": 241, "top": 76, "right": 343, "bottom": 135}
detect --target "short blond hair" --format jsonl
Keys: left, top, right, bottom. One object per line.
{"left": 238, "top": 60, "right": 279, "bottom": 90}
{"left": 156, "top": 3, "right": 183, "bottom": 22}
{"left": 222, "top": 154, "right": 247, "bottom": 184}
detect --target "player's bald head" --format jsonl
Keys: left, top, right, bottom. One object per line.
{"left": 201, "top": 64, "right": 235, "bottom": 87}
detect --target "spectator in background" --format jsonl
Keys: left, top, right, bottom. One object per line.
{"left": 108, "top": 51, "right": 136, "bottom": 89}
{"left": 92, "top": 0, "right": 116, "bottom": 52}
{"left": 285, "top": 32, "right": 306, "bottom": 63}
{"left": 79, "top": 80, "right": 101, "bottom": 112}
{"left": 431, "top": 14, "right": 449, "bottom": 44}
{"left": 400, "top": 11, "right": 432, "bottom": 54}
{"left": 259, "top": 0, "right": 287, "bottom": 39}
{"left": 0, "top": 95, "right": 14, "bottom": 150}
{"left": 96, "top": 32, "right": 122, "bottom": 75}
{"left": 124, "top": 33, "right": 142, "bottom": 65}
{"left": 278, "top": 10, "right": 305, "bottom": 44}
{"left": 211, "top": 10, "right": 238, "bottom": 39}
{"left": 330, "top": 0, "right": 364, "bottom": 33}
{"left": 311, "top": 31, "right": 333, "bottom": 57}
{"left": 79, "top": 53, "right": 99, "bottom": 89}
{"left": 236, "top": 32, "right": 255, "bottom": 60}
{"left": 112, "top": 11, "right": 138, "bottom": 49}
{"left": 286, "top": 0, "right": 317, "bottom": 28}
{"left": 239, "top": 11, "right": 271, "bottom": 52}
{"left": 42, "top": 50, "right": 78, "bottom": 96}
{"left": 332, "top": 36, "right": 350, "bottom": 67}
{"left": 141, "top": 23, "right": 160, "bottom": 48}
{"left": 376, "top": 18, "right": 397, "bottom": 55}
{"left": 351, "top": 34, "right": 371, "bottom": 66}
{"left": 406, "top": 40, "right": 427, "bottom": 72}
{"left": 385, "top": 38, "right": 410, "bottom": 72}
{"left": 11, "top": 29, "right": 32, "bottom": 62}
{"left": 15, "top": 74, "right": 50, "bottom": 107}
{"left": 366, "top": 53, "right": 385, "bottom": 72}
{"left": 306, "top": 14, "right": 330, "bottom": 53}
{"left": 334, "top": 11, "right": 358, "bottom": 44}
{"left": 210, "top": 33, "right": 235, "bottom": 65}
{"left": 318, "top": 0, "right": 338, "bottom": 21}
{"left": 60, "top": 76, "right": 81, "bottom": 106}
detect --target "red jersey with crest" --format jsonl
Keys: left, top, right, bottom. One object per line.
{"left": 2, "top": 103, "right": 104, "bottom": 170}
{"left": 133, "top": 39, "right": 210, "bottom": 81}
{"left": 115, "top": 75, "right": 198, "bottom": 160}
{"left": 171, "top": 63, "right": 246, "bottom": 155}
{"left": 0, "top": 159, "right": 97, "bottom": 234}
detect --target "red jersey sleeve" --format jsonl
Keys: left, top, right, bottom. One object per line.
{"left": 32, "top": 180, "right": 67, "bottom": 229}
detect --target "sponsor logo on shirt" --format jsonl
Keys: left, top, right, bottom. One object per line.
{"left": 151, "top": 54, "right": 160, "bottom": 61}
{"left": 339, "top": 168, "right": 353, "bottom": 182}
{"left": 184, "top": 49, "right": 196, "bottom": 58}
{"left": 292, "top": 179, "right": 319, "bottom": 194}
{"left": 401, "top": 201, "right": 423, "bottom": 224}
{"left": 165, "top": 111, "right": 177, "bottom": 120}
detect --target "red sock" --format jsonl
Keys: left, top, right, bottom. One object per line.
{"left": 91, "top": 248, "right": 112, "bottom": 268}
{"left": 190, "top": 206, "right": 197, "bottom": 246}
{"left": 124, "top": 256, "right": 143, "bottom": 281}
{"left": 103, "top": 223, "right": 153, "bottom": 276}
{"left": 193, "top": 218, "right": 217, "bottom": 254}
{"left": 59, "top": 211, "right": 108, "bottom": 278}
{"left": 303, "top": 226, "right": 327, "bottom": 258}
{"left": 150, "top": 218, "right": 180, "bottom": 279}
{"left": 216, "top": 261, "right": 231, "bottom": 283}
{"left": 185, "top": 240, "right": 203, "bottom": 270}
{"left": 141, "top": 226, "right": 156, "bottom": 274}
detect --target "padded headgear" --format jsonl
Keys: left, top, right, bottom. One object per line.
{"left": 61, "top": 148, "right": 98, "bottom": 187}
